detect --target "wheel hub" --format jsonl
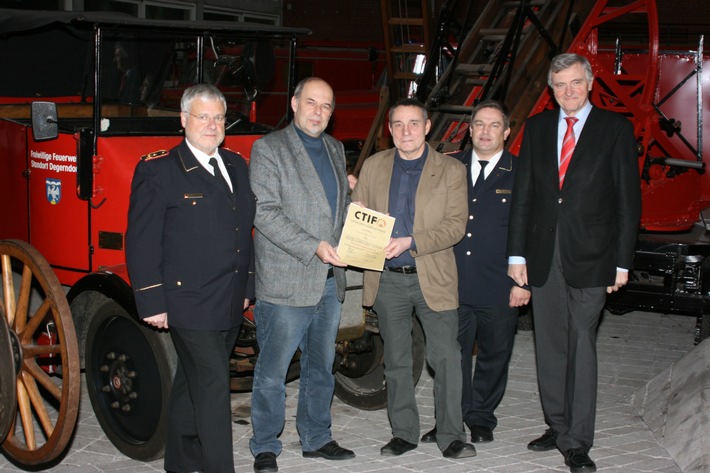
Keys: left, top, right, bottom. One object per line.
{"left": 100, "top": 352, "right": 138, "bottom": 411}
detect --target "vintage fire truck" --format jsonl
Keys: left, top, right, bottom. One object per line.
{"left": 0, "top": 9, "right": 393, "bottom": 468}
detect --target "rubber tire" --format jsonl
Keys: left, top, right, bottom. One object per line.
{"left": 85, "top": 300, "right": 176, "bottom": 461}
{"left": 334, "top": 316, "right": 425, "bottom": 411}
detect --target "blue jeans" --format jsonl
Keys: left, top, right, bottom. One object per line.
{"left": 249, "top": 277, "right": 341, "bottom": 456}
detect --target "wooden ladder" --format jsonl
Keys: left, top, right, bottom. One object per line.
{"left": 380, "top": 0, "right": 433, "bottom": 102}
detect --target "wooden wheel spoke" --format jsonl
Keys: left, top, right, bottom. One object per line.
{"left": 23, "top": 342, "right": 62, "bottom": 357}
{"left": 1, "top": 253, "right": 16, "bottom": 326}
{"left": 19, "top": 299, "right": 51, "bottom": 344}
{"left": 14, "top": 264, "right": 34, "bottom": 332}
{"left": 15, "top": 380, "right": 37, "bottom": 451}
{"left": 20, "top": 372, "right": 54, "bottom": 439}
{"left": 22, "top": 361, "right": 62, "bottom": 401}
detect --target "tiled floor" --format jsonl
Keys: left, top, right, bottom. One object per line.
{"left": 0, "top": 310, "right": 698, "bottom": 472}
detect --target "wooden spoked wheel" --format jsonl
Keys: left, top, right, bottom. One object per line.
{"left": 0, "top": 240, "right": 80, "bottom": 466}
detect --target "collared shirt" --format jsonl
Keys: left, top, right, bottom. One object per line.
{"left": 185, "top": 139, "right": 233, "bottom": 192}
{"left": 471, "top": 149, "right": 503, "bottom": 183}
{"left": 386, "top": 147, "right": 428, "bottom": 268}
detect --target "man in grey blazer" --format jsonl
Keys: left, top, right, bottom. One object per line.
{"left": 248, "top": 77, "right": 354, "bottom": 473}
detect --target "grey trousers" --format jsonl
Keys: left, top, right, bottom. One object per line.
{"left": 531, "top": 241, "right": 606, "bottom": 453}
{"left": 373, "top": 270, "right": 465, "bottom": 451}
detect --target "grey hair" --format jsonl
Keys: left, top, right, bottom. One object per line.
{"left": 470, "top": 99, "right": 510, "bottom": 129}
{"left": 547, "top": 53, "right": 594, "bottom": 87}
{"left": 180, "top": 84, "right": 227, "bottom": 114}
{"left": 389, "top": 98, "right": 428, "bottom": 124}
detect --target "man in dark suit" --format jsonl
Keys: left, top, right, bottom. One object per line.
{"left": 248, "top": 77, "right": 354, "bottom": 473}
{"left": 420, "top": 100, "right": 529, "bottom": 446}
{"left": 507, "top": 53, "right": 641, "bottom": 473}
{"left": 126, "top": 84, "right": 255, "bottom": 473}
{"left": 352, "top": 98, "right": 476, "bottom": 460}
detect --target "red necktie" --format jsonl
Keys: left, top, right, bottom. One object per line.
{"left": 559, "top": 117, "right": 578, "bottom": 189}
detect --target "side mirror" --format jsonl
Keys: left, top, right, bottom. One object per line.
{"left": 31, "top": 102, "right": 58, "bottom": 141}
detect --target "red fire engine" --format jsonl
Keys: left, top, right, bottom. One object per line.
{"left": 0, "top": 9, "right": 383, "bottom": 467}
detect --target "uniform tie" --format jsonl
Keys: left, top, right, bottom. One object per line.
{"left": 209, "top": 157, "right": 232, "bottom": 193}
{"left": 473, "top": 160, "right": 489, "bottom": 193}
{"left": 559, "top": 117, "right": 578, "bottom": 189}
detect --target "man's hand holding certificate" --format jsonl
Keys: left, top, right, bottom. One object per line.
{"left": 337, "top": 203, "right": 395, "bottom": 271}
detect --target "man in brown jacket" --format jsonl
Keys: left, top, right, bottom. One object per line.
{"left": 352, "top": 98, "right": 474, "bottom": 459}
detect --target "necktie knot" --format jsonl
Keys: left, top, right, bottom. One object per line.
{"left": 565, "top": 116, "right": 578, "bottom": 128}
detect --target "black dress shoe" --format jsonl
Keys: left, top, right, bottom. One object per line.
{"left": 565, "top": 448, "right": 596, "bottom": 473}
{"left": 302, "top": 440, "right": 355, "bottom": 460}
{"left": 420, "top": 427, "right": 437, "bottom": 443}
{"left": 527, "top": 428, "right": 558, "bottom": 451}
{"left": 253, "top": 452, "right": 278, "bottom": 473}
{"left": 442, "top": 440, "right": 477, "bottom": 459}
{"left": 380, "top": 437, "right": 417, "bottom": 456}
{"left": 470, "top": 425, "right": 494, "bottom": 443}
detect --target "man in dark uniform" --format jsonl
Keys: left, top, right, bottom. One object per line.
{"left": 421, "top": 100, "right": 529, "bottom": 445}
{"left": 126, "top": 84, "right": 255, "bottom": 473}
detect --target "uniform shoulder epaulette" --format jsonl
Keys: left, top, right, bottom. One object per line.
{"left": 221, "top": 146, "right": 244, "bottom": 158}
{"left": 141, "top": 150, "right": 169, "bottom": 161}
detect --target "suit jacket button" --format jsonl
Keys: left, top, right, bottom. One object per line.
{"left": 466, "top": 251, "right": 471, "bottom": 255}
{"left": 467, "top": 233, "right": 472, "bottom": 237}
{"left": 176, "top": 281, "right": 182, "bottom": 286}
{"left": 558, "top": 198, "right": 563, "bottom": 204}
{"left": 469, "top": 215, "right": 474, "bottom": 220}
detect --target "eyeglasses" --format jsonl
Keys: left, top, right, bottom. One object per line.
{"left": 184, "top": 111, "right": 226, "bottom": 124}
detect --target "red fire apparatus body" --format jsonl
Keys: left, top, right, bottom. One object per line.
{"left": 0, "top": 9, "right": 386, "bottom": 466}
